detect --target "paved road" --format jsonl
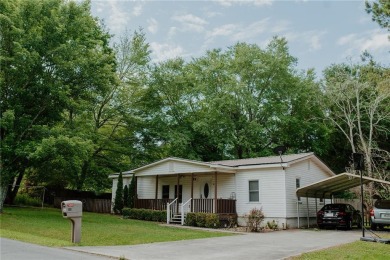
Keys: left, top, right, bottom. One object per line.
{"left": 65, "top": 229, "right": 362, "bottom": 260}
{"left": 0, "top": 238, "right": 111, "bottom": 260}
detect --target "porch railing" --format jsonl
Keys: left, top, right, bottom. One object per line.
{"left": 181, "top": 198, "right": 192, "bottom": 225}
{"left": 134, "top": 199, "right": 173, "bottom": 211}
{"left": 167, "top": 198, "right": 178, "bottom": 224}
{"left": 192, "top": 199, "right": 236, "bottom": 214}
{"left": 135, "top": 198, "right": 236, "bottom": 215}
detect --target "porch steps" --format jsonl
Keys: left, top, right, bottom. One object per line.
{"left": 170, "top": 214, "right": 185, "bottom": 225}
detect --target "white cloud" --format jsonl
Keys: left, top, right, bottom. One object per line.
{"left": 147, "top": 18, "right": 158, "bottom": 34}
{"left": 283, "top": 30, "right": 327, "bottom": 51}
{"left": 172, "top": 14, "right": 208, "bottom": 33}
{"left": 150, "top": 42, "right": 185, "bottom": 62}
{"left": 106, "top": 1, "right": 130, "bottom": 35}
{"left": 207, "top": 24, "right": 238, "bottom": 38}
{"left": 338, "top": 29, "right": 390, "bottom": 53}
{"left": 216, "top": 0, "right": 273, "bottom": 7}
{"left": 231, "top": 18, "right": 270, "bottom": 41}
{"left": 132, "top": 4, "right": 143, "bottom": 17}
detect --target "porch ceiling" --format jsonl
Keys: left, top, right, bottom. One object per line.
{"left": 296, "top": 172, "right": 390, "bottom": 199}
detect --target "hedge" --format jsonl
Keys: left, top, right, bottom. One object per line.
{"left": 185, "top": 212, "right": 220, "bottom": 228}
{"left": 122, "top": 208, "right": 166, "bottom": 222}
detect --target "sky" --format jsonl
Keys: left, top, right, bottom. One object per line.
{"left": 90, "top": 0, "right": 390, "bottom": 75}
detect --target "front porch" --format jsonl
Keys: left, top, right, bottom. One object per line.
{"left": 133, "top": 170, "right": 237, "bottom": 225}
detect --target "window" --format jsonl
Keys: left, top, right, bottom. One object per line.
{"left": 174, "top": 185, "right": 183, "bottom": 203}
{"left": 162, "top": 185, "right": 169, "bottom": 199}
{"left": 296, "top": 178, "right": 301, "bottom": 201}
{"left": 249, "top": 180, "right": 259, "bottom": 202}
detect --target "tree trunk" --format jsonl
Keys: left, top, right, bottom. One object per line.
{"left": 7, "top": 171, "right": 24, "bottom": 204}
{"left": 77, "top": 161, "right": 89, "bottom": 190}
{"left": 0, "top": 184, "right": 8, "bottom": 213}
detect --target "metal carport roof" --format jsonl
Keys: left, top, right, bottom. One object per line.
{"left": 296, "top": 172, "right": 390, "bottom": 199}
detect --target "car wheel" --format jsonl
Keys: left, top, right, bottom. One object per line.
{"left": 379, "top": 225, "right": 385, "bottom": 230}
{"left": 371, "top": 223, "right": 377, "bottom": 230}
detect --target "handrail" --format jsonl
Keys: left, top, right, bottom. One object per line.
{"left": 181, "top": 198, "right": 192, "bottom": 225}
{"left": 167, "top": 198, "right": 178, "bottom": 224}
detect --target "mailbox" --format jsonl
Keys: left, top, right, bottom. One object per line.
{"left": 62, "top": 200, "right": 82, "bottom": 218}
{"left": 61, "top": 200, "right": 82, "bottom": 243}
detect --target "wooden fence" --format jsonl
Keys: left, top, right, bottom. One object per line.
{"left": 54, "top": 197, "right": 111, "bottom": 213}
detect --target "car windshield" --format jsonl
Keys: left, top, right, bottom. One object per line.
{"left": 322, "top": 204, "right": 345, "bottom": 211}
{"left": 374, "top": 200, "right": 390, "bottom": 209}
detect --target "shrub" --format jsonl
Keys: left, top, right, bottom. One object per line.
{"left": 185, "top": 213, "right": 197, "bottom": 226}
{"left": 195, "top": 212, "right": 207, "bottom": 227}
{"left": 205, "top": 213, "right": 220, "bottom": 228}
{"left": 113, "top": 172, "right": 124, "bottom": 214}
{"left": 14, "top": 193, "right": 42, "bottom": 207}
{"left": 185, "top": 212, "right": 220, "bottom": 228}
{"left": 245, "top": 208, "right": 265, "bottom": 232}
{"left": 122, "top": 208, "right": 166, "bottom": 222}
{"left": 267, "top": 220, "right": 279, "bottom": 230}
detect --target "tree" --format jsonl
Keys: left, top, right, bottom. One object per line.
{"left": 366, "top": 0, "right": 390, "bottom": 31}
{"left": 323, "top": 61, "right": 390, "bottom": 201}
{"left": 113, "top": 172, "right": 124, "bottom": 214}
{"left": 128, "top": 174, "right": 136, "bottom": 208}
{"left": 0, "top": 0, "right": 117, "bottom": 211}
{"left": 123, "top": 185, "right": 129, "bottom": 207}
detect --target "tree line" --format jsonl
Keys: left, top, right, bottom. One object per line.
{"left": 1, "top": 0, "right": 389, "bottom": 212}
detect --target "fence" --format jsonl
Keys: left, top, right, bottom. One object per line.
{"left": 54, "top": 197, "right": 111, "bottom": 213}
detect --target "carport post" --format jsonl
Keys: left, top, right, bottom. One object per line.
{"left": 359, "top": 170, "right": 365, "bottom": 237}
{"left": 297, "top": 200, "right": 300, "bottom": 228}
{"left": 306, "top": 195, "right": 310, "bottom": 228}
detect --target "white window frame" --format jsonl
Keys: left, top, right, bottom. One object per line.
{"left": 249, "top": 180, "right": 259, "bottom": 202}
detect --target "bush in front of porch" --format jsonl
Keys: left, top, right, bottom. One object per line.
{"left": 185, "top": 212, "right": 220, "bottom": 228}
{"left": 123, "top": 208, "right": 166, "bottom": 222}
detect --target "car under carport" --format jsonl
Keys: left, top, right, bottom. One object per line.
{"left": 296, "top": 172, "right": 390, "bottom": 228}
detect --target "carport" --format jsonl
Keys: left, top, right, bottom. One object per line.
{"left": 296, "top": 172, "right": 390, "bottom": 229}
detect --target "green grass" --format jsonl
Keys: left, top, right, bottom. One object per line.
{"left": 291, "top": 240, "right": 390, "bottom": 260}
{"left": 0, "top": 207, "right": 233, "bottom": 247}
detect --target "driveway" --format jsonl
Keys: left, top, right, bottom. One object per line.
{"left": 0, "top": 238, "right": 110, "bottom": 260}
{"left": 65, "top": 229, "right": 362, "bottom": 260}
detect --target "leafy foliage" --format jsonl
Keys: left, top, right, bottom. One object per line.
{"left": 122, "top": 208, "right": 167, "bottom": 222}
{"left": 113, "top": 172, "right": 124, "bottom": 214}
{"left": 123, "top": 185, "right": 129, "bottom": 207}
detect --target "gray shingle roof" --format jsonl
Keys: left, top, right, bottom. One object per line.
{"left": 209, "top": 152, "right": 313, "bottom": 167}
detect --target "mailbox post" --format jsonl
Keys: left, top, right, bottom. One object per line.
{"left": 61, "top": 200, "right": 82, "bottom": 243}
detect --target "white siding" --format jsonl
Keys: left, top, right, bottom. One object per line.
{"left": 235, "top": 168, "right": 286, "bottom": 218}
{"left": 136, "top": 161, "right": 212, "bottom": 176}
{"left": 285, "top": 159, "right": 333, "bottom": 218}
{"left": 137, "top": 176, "right": 156, "bottom": 199}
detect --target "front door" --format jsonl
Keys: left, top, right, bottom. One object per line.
{"left": 200, "top": 179, "right": 211, "bottom": 199}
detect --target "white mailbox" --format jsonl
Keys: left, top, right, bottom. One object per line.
{"left": 61, "top": 200, "right": 82, "bottom": 243}
{"left": 62, "top": 200, "right": 82, "bottom": 218}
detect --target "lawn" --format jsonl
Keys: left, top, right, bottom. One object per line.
{"left": 0, "top": 206, "right": 233, "bottom": 247}
{"left": 290, "top": 236, "right": 390, "bottom": 260}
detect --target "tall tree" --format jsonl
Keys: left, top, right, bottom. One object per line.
{"left": 323, "top": 61, "right": 390, "bottom": 201}
{"left": 113, "top": 172, "right": 124, "bottom": 214}
{"left": 0, "top": 0, "right": 117, "bottom": 211}
{"left": 366, "top": 0, "right": 390, "bottom": 31}
{"left": 128, "top": 173, "right": 136, "bottom": 208}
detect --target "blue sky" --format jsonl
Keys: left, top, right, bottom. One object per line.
{"left": 90, "top": 0, "right": 389, "bottom": 75}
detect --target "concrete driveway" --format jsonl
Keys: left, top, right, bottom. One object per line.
{"left": 0, "top": 238, "right": 110, "bottom": 260}
{"left": 65, "top": 229, "right": 362, "bottom": 260}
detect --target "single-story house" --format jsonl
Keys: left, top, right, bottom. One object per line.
{"left": 109, "top": 152, "right": 334, "bottom": 228}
